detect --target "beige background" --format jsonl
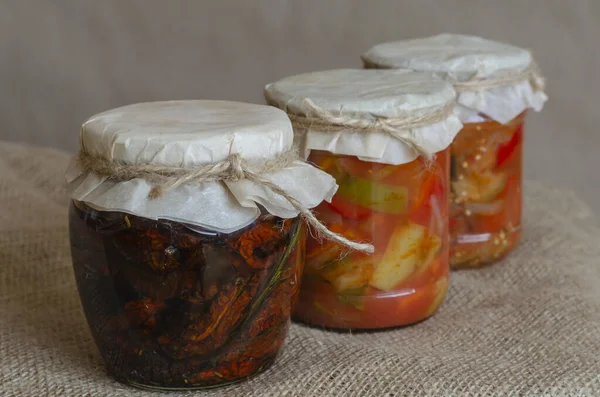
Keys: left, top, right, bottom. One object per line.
{"left": 1, "top": 0, "right": 598, "bottom": 213}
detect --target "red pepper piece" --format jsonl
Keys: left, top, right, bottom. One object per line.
{"left": 412, "top": 172, "right": 444, "bottom": 211}
{"left": 496, "top": 125, "right": 523, "bottom": 168}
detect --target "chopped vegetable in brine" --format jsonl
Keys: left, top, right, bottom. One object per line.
{"left": 449, "top": 113, "right": 525, "bottom": 268}
{"left": 294, "top": 150, "right": 450, "bottom": 329}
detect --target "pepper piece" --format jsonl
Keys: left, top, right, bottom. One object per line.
{"left": 496, "top": 124, "right": 523, "bottom": 168}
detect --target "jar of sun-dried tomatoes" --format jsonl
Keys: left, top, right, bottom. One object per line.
{"left": 65, "top": 100, "right": 339, "bottom": 389}
{"left": 363, "top": 34, "right": 547, "bottom": 268}
{"left": 265, "top": 69, "right": 462, "bottom": 329}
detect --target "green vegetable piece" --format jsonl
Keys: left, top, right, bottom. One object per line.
{"left": 336, "top": 175, "right": 408, "bottom": 214}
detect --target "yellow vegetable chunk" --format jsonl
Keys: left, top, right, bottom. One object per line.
{"left": 320, "top": 256, "right": 376, "bottom": 293}
{"left": 369, "top": 222, "right": 441, "bottom": 291}
{"left": 452, "top": 171, "right": 507, "bottom": 203}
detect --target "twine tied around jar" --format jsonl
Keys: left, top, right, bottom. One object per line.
{"left": 451, "top": 61, "right": 546, "bottom": 93}
{"left": 269, "top": 98, "right": 455, "bottom": 162}
{"left": 364, "top": 57, "right": 545, "bottom": 93}
{"left": 76, "top": 149, "right": 375, "bottom": 254}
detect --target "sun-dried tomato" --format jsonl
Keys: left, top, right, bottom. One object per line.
{"left": 69, "top": 201, "right": 303, "bottom": 389}
{"left": 227, "top": 220, "right": 292, "bottom": 269}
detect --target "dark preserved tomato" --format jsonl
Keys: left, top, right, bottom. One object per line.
{"left": 69, "top": 201, "right": 304, "bottom": 390}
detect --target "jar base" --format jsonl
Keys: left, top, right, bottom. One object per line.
{"left": 293, "top": 275, "right": 448, "bottom": 330}
{"left": 293, "top": 309, "right": 440, "bottom": 332}
{"left": 450, "top": 228, "right": 521, "bottom": 269}
{"left": 113, "top": 355, "right": 277, "bottom": 391}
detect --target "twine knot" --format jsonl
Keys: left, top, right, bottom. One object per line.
{"left": 228, "top": 154, "right": 246, "bottom": 181}
{"left": 76, "top": 150, "right": 375, "bottom": 254}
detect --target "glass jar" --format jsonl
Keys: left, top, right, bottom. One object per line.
{"left": 450, "top": 113, "right": 524, "bottom": 268}
{"left": 362, "top": 34, "right": 547, "bottom": 269}
{"left": 294, "top": 149, "right": 450, "bottom": 329}
{"left": 66, "top": 100, "right": 339, "bottom": 389}
{"left": 265, "top": 69, "right": 461, "bottom": 329}
{"left": 70, "top": 200, "right": 304, "bottom": 389}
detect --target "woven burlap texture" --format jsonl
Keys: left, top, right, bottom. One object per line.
{"left": 1, "top": 141, "right": 599, "bottom": 397}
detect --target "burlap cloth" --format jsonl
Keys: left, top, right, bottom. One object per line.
{"left": 1, "top": 141, "right": 599, "bottom": 397}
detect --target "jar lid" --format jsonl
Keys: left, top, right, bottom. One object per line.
{"left": 264, "top": 69, "right": 462, "bottom": 165}
{"left": 362, "top": 34, "right": 547, "bottom": 123}
{"left": 66, "top": 100, "right": 338, "bottom": 234}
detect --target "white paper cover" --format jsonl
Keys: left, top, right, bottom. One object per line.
{"left": 66, "top": 100, "right": 338, "bottom": 233}
{"left": 362, "top": 34, "right": 548, "bottom": 124}
{"left": 264, "top": 69, "right": 462, "bottom": 165}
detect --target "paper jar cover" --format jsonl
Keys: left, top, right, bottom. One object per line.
{"left": 66, "top": 100, "right": 337, "bottom": 233}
